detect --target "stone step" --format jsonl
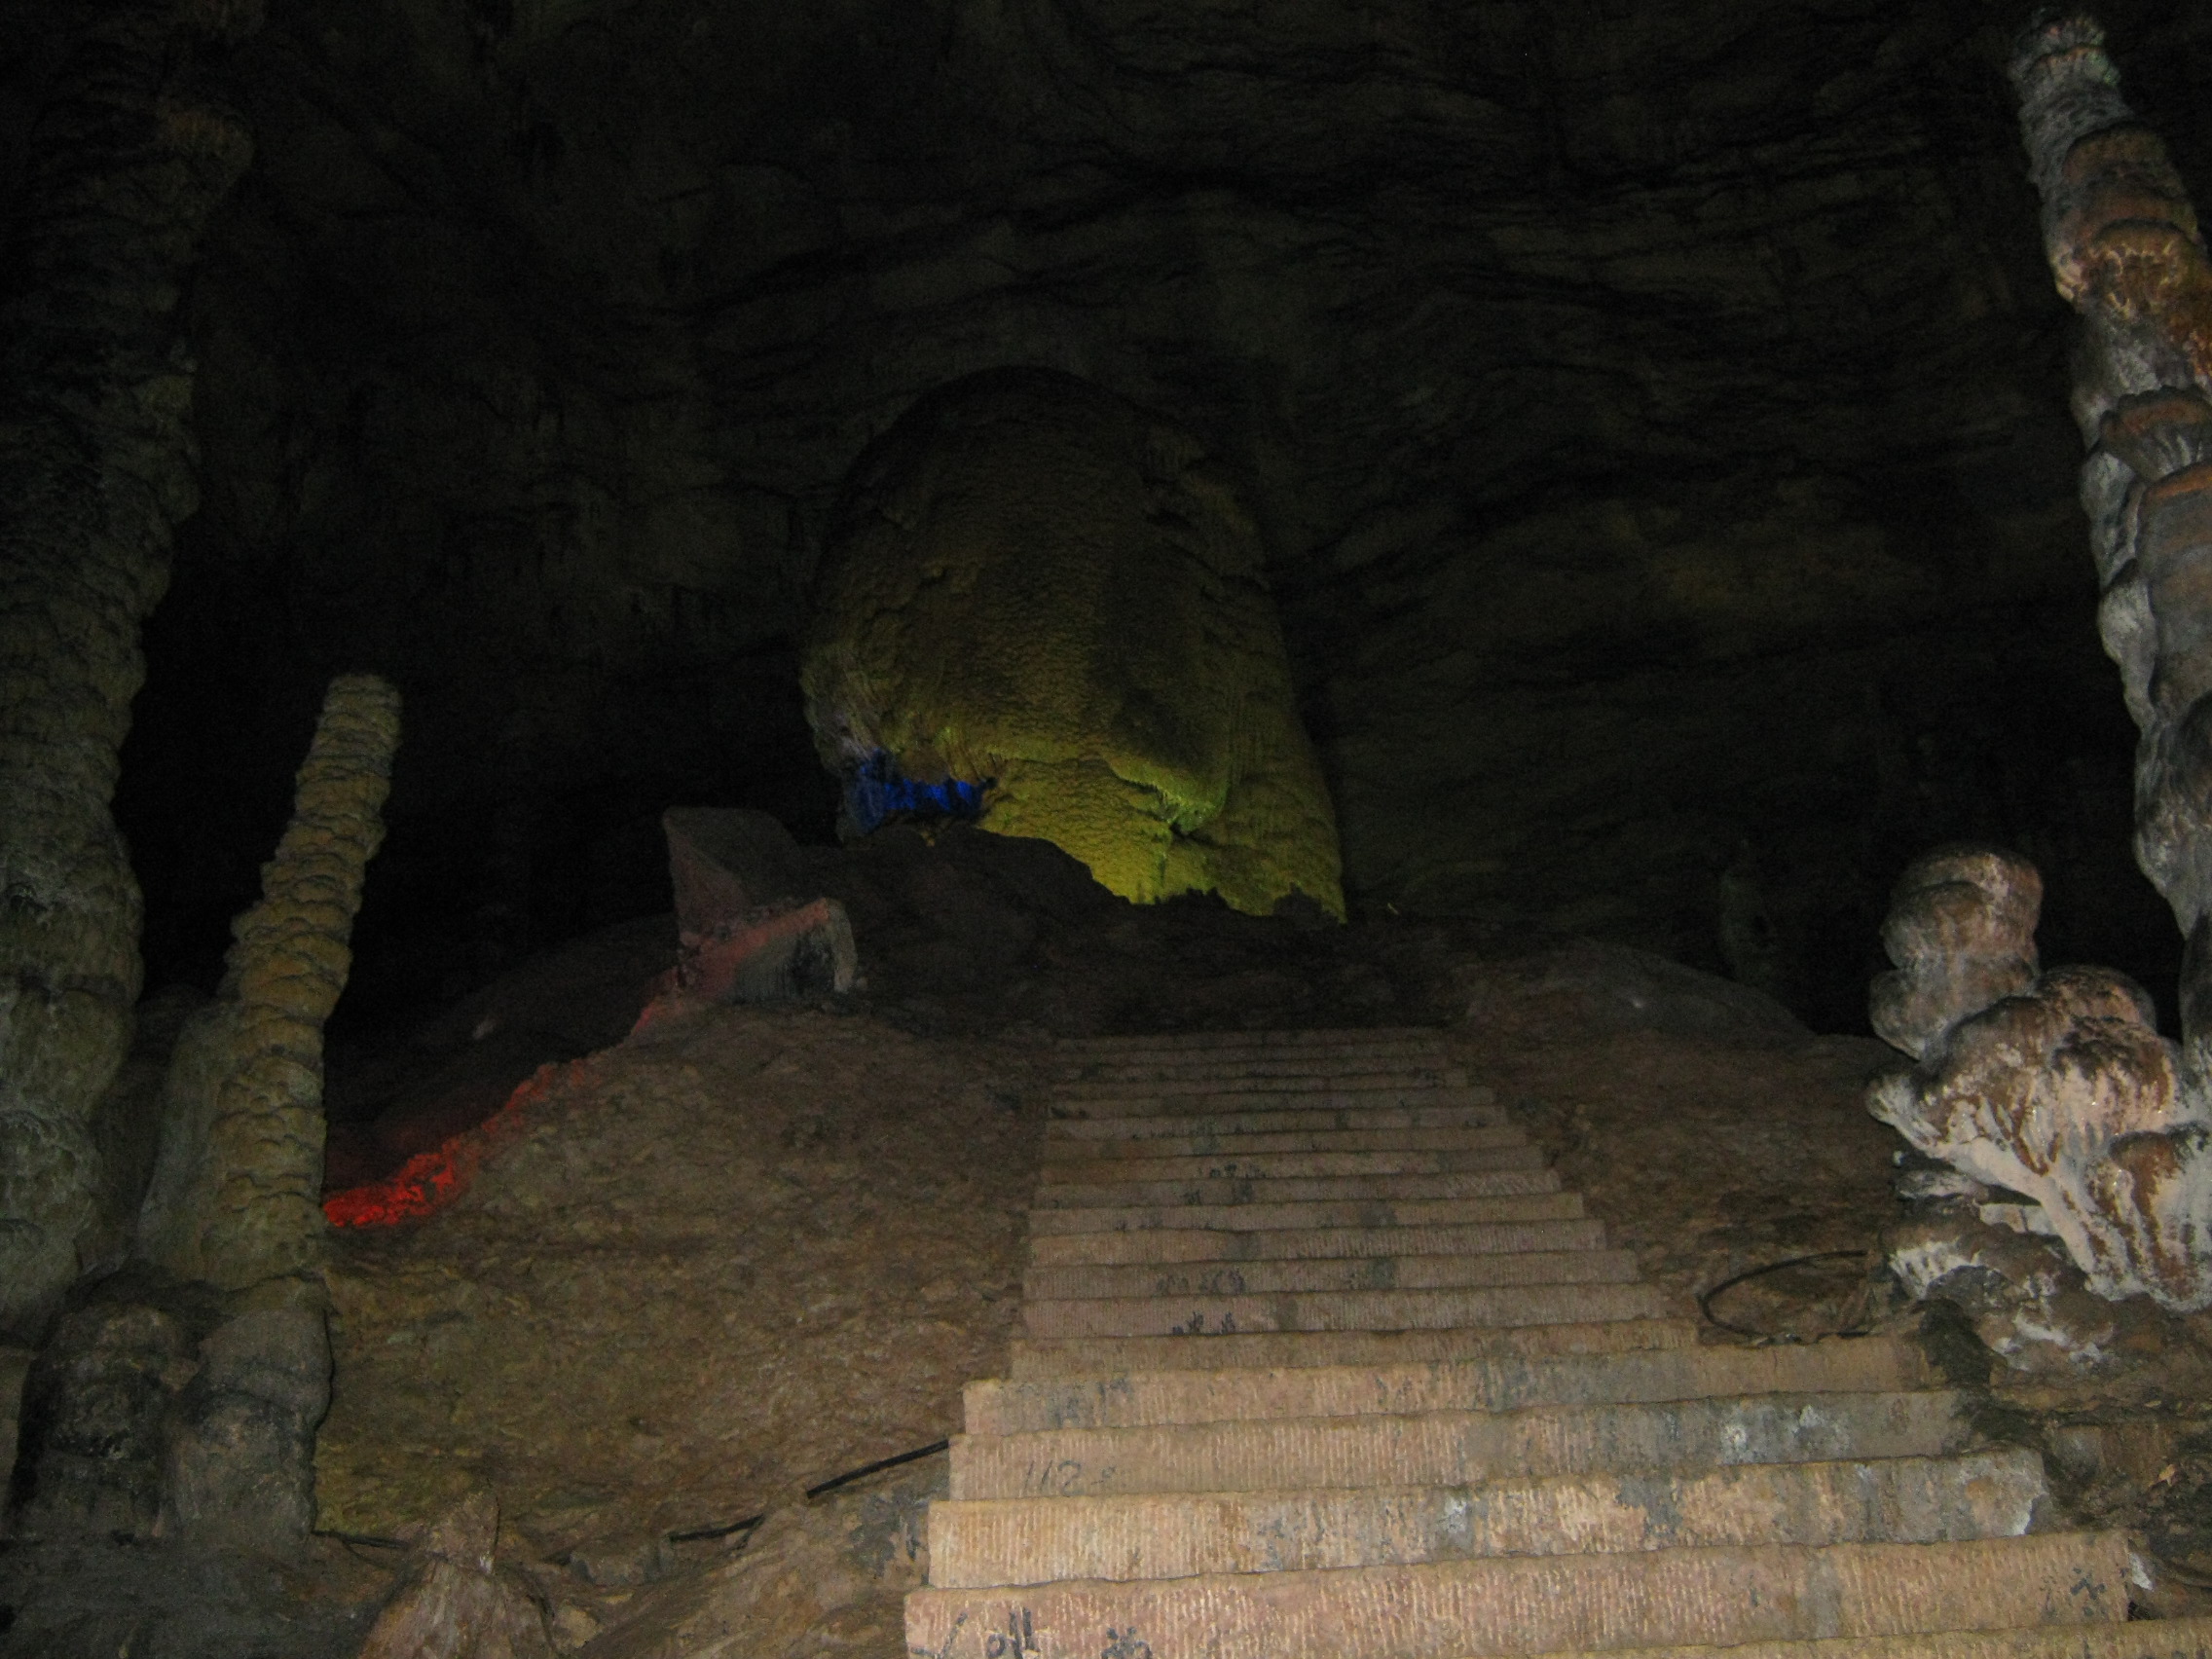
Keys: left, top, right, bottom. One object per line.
{"left": 1041, "top": 1124, "right": 1529, "bottom": 1159}
{"left": 949, "top": 1389, "right": 1966, "bottom": 1499}
{"left": 1516, "top": 1620, "right": 2212, "bottom": 1659}
{"left": 925, "top": 1447, "right": 2046, "bottom": 1586}
{"left": 1055, "top": 1027, "right": 1447, "bottom": 1052}
{"left": 1050, "top": 1084, "right": 1497, "bottom": 1118}
{"left": 1023, "top": 1247, "right": 1639, "bottom": 1304}
{"left": 966, "top": 1338, "right": 1932, "bottom": 1433}
{"left": 1027, "top": 1217, "right": 1608, "bottom": 1265}
{"left": 1045, "top": 1103, "right": 1507, "bottom": 1139}
{"left": 1053, "top": 1049, "right": 1456, "bottom": 1081}
{"left": 1022, "top": 1278, "right": 1670, "bottom": 1339}
{"left": 1007, "top": 1320, "right": 1700, "bottom": 1378}
{"left": 1028, "top": 1192, "right": 1584, "bottom": 1234}
{"left": 1031, "top": 1169, "right": 1562, "bottom": 1209}
{"left": 1054, "top": 1069, "right": 1469, "bottom": 1098}
{"left": 1037, "top": 1146, "right": 1549, "bottom": 1185}
{"left": 904, "top": 1532, "right": 2131, "bottom": 1658}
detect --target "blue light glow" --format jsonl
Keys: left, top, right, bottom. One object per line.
{"left": 847, "top": 752, "right": 987, "bottom": 833}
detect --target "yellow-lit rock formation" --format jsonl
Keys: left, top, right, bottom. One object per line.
{"left": 802, "top": 368, "right": 1343, "bottom": 919}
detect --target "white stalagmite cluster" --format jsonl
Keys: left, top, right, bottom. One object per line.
{"left": 1865, "top": 850, "right": 2208, "bottom": 1308}
{"left": 1870, "top": 17, "right": 2212, "bottom": 1312}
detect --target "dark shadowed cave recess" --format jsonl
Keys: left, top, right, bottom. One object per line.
{"left": 19, "top": 0, "right": 2210, "bottom": 1044}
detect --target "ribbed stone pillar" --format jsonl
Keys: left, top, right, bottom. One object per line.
{"left": 0, "top": 0, "right": 262, "bottom": 1339}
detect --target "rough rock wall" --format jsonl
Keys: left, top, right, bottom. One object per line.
{"left": 139, "top": 673, "right": 401, "bottom": 1290}
{"left": 105, "top": 0, "right": 2212, "bottom": 1029}
{"left": 803, "top": 369, "right": 1344, "bottom": 917}
{"left": 0, "top": 0, "right": 260, "bottom": 1340}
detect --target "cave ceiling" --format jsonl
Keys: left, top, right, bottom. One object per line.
{"left": 11, "top": 0, "right": 2211, "bottom": 1030}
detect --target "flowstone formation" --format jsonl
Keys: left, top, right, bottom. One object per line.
{"left": 801, "top": 368, "right": 1345, "bottom": 920}
{"left": 0, "top": 0, "right": 262, "bottom": 1342}
{"left": 1868, "top": 16, "right": 2212, "bottom": 1317}
{"left": 12, "top": 675, "right": 398, "bottom": 1551}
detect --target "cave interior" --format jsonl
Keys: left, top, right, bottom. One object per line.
{"left": 8, "top": 0, "right": 2212, "bottom": 1652}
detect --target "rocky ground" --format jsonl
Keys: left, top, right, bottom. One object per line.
{"left": 9, "top": 846, "right": 2212, "bottom": 1654}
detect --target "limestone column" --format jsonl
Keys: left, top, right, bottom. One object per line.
{"left": 138, "top": 675, "right": 403, "bottom": 1291}
{"left": 0, "top": 0, "right": 260, "bottom": 1337}
{"left": 2010, "top": 16, "right": 2212, "bottom": 1082}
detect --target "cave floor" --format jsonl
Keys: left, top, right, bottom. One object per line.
{"left": 9, "top": 918, "right": 2212, "bottom": 1657}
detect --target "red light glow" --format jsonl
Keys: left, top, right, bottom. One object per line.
{"left": 323, "top": 1063, "right": 561, "bottom": 1228}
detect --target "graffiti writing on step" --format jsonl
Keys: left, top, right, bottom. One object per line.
{"left": 982, "top": 1609, "right": 1038, "bottom": 1656}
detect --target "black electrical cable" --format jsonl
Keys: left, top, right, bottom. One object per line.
{"left": 1697, "top": 1249, "right": 1874, "bottom": 1342}
{"left": 667, "top": 1512, "right": 766, "bottom": 1544}
{"left": 666, "top": 1438, "right": 952, "bottom": 1545}
{"left": 805, "top": 1439, "right": 951, "bottom": 1500}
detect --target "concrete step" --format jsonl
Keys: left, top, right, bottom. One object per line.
{"left": 925, "top": 1447, "right": 2046, "bottom": 1586}
{"left": 1023, "top": 1247, "right": 1640, "bottom": 1304}
{"left": 904, "top": 1532, "right": 2131, "bottom": 1658}
{"left": 1031, "top": 1170, "right": 1562, "bottom": 1209}
{"left": 1007, "top": 1320, "right": 1697, "bottom": 1377}
{"left": 1027, "top": 1217, "right": 1608, "bottom": 1265}
{"left": 1028, "top": 1192, "right": 1584, "bottom": 1234}
{"left": 952, "top": 1388, "right": 1965, "bottom": 1499}
{"left": 1514, "top": 1620, "right": 2212, "bottom": 1659}
{"left": 1045, "top": 1104, "right": 1506, "bottom": 1139}
{"left": 1041, "top": 1124, "right": 1529, "bottom": 1159}
{"left": 1054, "top": 1069, "right": 1470, "bottom": 1098}
{"left": 1021, "top": 1278, "right": 1669, "bottom": 1339}
{"left": 967, "top": 1338, "right": 1932, "bottom": 1433}
{"left": 1038, "top": 1146, "right": 1549, "bottom": 1184}
{"left": 1050, "top": 1084, "right": 1498, "bottom": 1117}
{"left": 1055, "top": 1027, "right": 1447, "bottom": 1052}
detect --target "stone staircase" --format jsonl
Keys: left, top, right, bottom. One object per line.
{"left": 905, "top": 1026, "right": 2212, "bottom": 1657}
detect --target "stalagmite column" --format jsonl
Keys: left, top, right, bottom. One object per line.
{"left": 138, "top": 675, "right": 402, "bottom": 1290}
{"left": 1865, "top": 18, "right": 2212, "bottom": 1312}
{"left": 0, "top": 0, "right": 262, "bottom": 1338}
{"left": 12, "top": 676, "right": 396, "bottom": 1550}
{"left": 2013, "top": 15, "right": 2212, "bottom": 1078}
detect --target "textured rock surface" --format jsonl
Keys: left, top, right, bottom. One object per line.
{"left": 158, "top": 1283, "right": 333, "bottom": 1551}
{"left": 313, "top": 1006, "right": 1043, "bottom": 1552}
{"left": 1870, "top": 846, "right": 2044, "bottom": 1058}
{"left": 0, "top": 0, "right": 260, "bottom": 1341}
{"left": 575, "top": 1465, "right": 940, "bottom": 1659}
{"left": 139, "top": 674, "right": 401, "bottom": 1291}
{"left": 803, "top": 368, "right": 1345, "bottom": 917}
{"left": 8, "top": 1297, "right": 197, "bottom": 1537}
{"left": 662, "top": 807, "right": 803, "bottom": 937}
{"left": 66, "top": 0, "right": 2205, "bottom": 1037}
{"left": 352, "top": 1490, "right": 553, "bottom": 1659}
{"left": 1868, "top": 952, "right": 2212, "bottom": 1309}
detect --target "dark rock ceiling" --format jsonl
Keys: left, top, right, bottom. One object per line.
{"left": 13, "top": 0, "right": 2212, "bottom": 1032}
